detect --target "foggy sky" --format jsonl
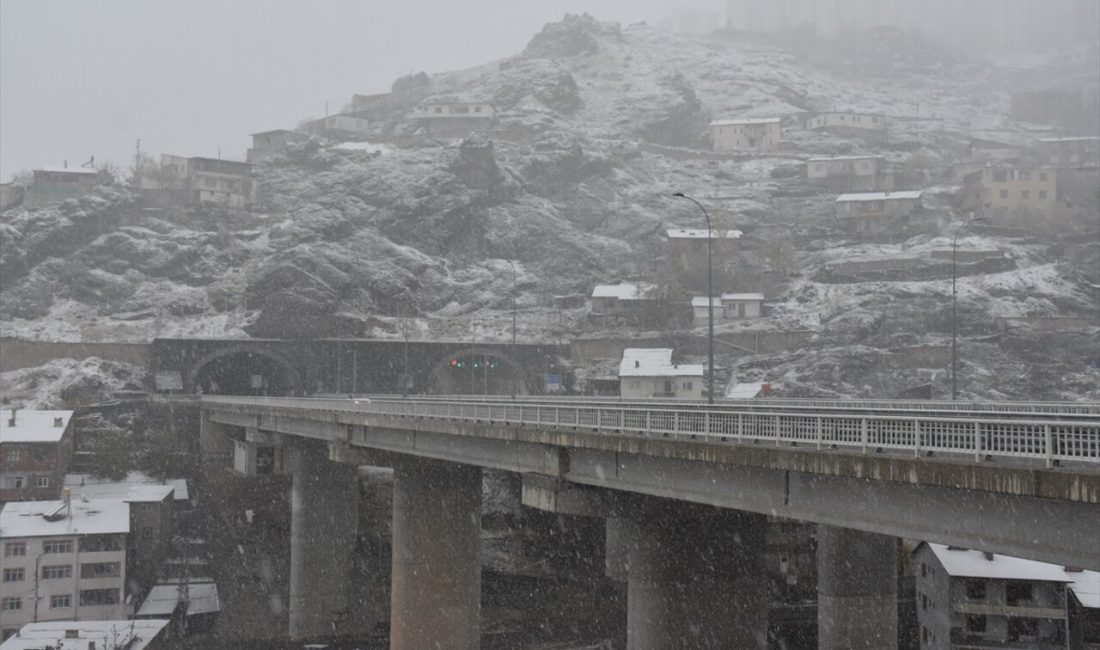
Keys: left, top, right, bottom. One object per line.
{"left": 0, "top": 0, "right": 719, "bottom": 179}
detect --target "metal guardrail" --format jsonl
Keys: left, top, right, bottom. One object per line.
{"left": 202, "top": 396, "right": 1100, "bottom": 468}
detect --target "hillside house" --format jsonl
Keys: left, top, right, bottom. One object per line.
{"left": 0, "top": 409, "right": 73, "bottom": 502}
{"left": 0, "top": 498, "right": 132, "bottom": 640}
{"left": 976, "top": 166, "right": 1059, "bottom": 214}
{"left": 590, "top": 282, "right": 657, "bottom": 316}
{"left": 247, "top": 129, "right": 307, "bottom": 161}
{"left": 351, "top": 92, "right": 397, "bottom": 117}
{"left": 618, "top": 348, "right": 704, "bottom": 400}
{"left": 913, "top": 543, "right": 1099, "bottom": 650}
{"left": 690, "top": 293, "right": 764, "bottom": 325}
{"left": 805, "top": 112, "right": 887, "bottom": 134}
{"left": 302, "top": 113, "right": 371, "bottom": 139}
{"left": 143, "top": 154, "right": 256, "bottom": 208}
{"left": 710, "top": 118, "right": 782, "bottom": 153}
{"left": 967, "top": 138, "right": 1023, "bottom": 164}
{"left": 1034, "top": 137, "right": 1100, "bottom": 169}
{"left": 835, "top": 190, "right": 922, "bottom": 235}
{"left": 24, "top": 165, "right": 99, "bottom": 208}
{"left": 806, "top": 155, "right": 883, "bottom": 190}
{"left": 417, "top": 100, "right": 496, "bottom": 137}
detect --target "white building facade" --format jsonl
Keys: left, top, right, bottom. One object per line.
{"left": 0, "top": 499, "right": 131, "bottom": 641}
{"left": 710, "top": 118, "right": 782, "bottom": 153}
{"left": 805, "top": 112, "right": 887, "bottom": 133}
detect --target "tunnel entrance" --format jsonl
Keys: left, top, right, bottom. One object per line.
{"left": 191, "top": 350, "right": 298, "bottom": 396}
{"left": 428, "top": 349, "right": 526, "bottom": 395}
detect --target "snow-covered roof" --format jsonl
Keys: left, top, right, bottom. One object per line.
{"left": 619, "top": 348, "right": 704, "bottom": 378}
{"left": 835, "top": 191, "right": 922, "bottom": 203}
{"left": 0, "top": 409, "right": 72, "bottom": 443}
{"left": 1069, "top": 570, "right": 1100, "bottom": 609}
{"left": 923, "top": 543, "right": 1073, "bottom": 583}
{"left": 691, "top": 296, "right": 721, "bottom": 308}
{"left": 250, "top": 128, "right": 302, "bottom": 137}
{"left": 591, "top": 282, "right": 655, "bottom": 300}
{"left": 137, "top": 582, "right": 221, "bottom": 617}
{"left": 64, "top": 472, "right": 190, "bottom": 502}
{"left": 813, "top": 110, "right": 884, "bottom": 117}
{"left": 0, "top": 498, "right": 130, "bottom": 538}
{"left": 1036, "top": 136, "right": 1099, "bottom": 143}
{"left": 722, "top": 292, "right": 765, "bottom": 301}
{"left": 726, "top": 382, "right": 766, "bottom": 399}
{"left": 806, "top": 155, "right": 883, "bottom": 163}
{"left": 710, "top": 117, "right": 781, "bottom": 126}
{"left": 34, "top": 166, "right": 98, "bottom": 175}
{"left": 0, "top": 620, "right": 169, "bottom": 650}
{"left": 666, "top": 228, "right": 743, "bottom": 240}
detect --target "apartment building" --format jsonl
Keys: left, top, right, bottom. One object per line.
{"left": 0, "top": 410, "right": 74, "bottom": 502}
{"left": 710, "top": 117, "right": 782, "bottom": 153}
{"left": 1034, "top": 137, "right": 1100, "bottom": 169}
{"left": 0, "top": 498, "right": 131, "bottom": 641}
{"left": 835, "top": 190, "right": 923, "bottom": 235}
{"left": 142, "top": 154, "right": 255, "bottom": 208}
{"left": 806, "top": 155, "right": 883, "bottom": 190}
{"left": 805, "top": 111, "right": 887, "bottom": 133}
{"left": 977, "top": 166, "right": 1059, "bottom": 213}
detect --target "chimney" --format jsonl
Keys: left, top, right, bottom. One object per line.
{"left": 634, "top": 360, "right": 639, "bottom": 368}
{"left": 983, "top": 551, "right": 994, "bottom": 561}
{"left": 63, "top": 160, "right": 68, "bottom": 169}
{"left": 54, "top": 416, "right": 63, "bottom": 427}
{"left": 7, "top": 408, "right": 16, "bottom": 427}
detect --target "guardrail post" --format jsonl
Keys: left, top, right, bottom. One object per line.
{"left": 775, "top": 415, "right": 781, "bottom": 447}
{"left": 860, "top": 419, "right": 868, "bottom": 455}
{"left": 737, "top": 414, "right": 743, "bottom": 445}
{"left": 1044, "top": 424, "right": 1053, "bottom": 468}
{"left": 973, "top": 422, "right": 981, "bottom": 462}
{"left": 705, "top": 412, "right": 711, "bottom": 438}
{"left": 816, "top": 417, "right": 822, "bottom": 450}
{"left": 914, "top": 419, "right": 921, "bottom": 457}
{"left": 644, "top": 410, "right": 650, "bottom": 436}
{"left": 674, "top": 411, "right": 680, "bottom": 438}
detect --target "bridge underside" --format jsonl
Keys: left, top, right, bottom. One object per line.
{"left": 205, "top": 409, "right": 1100, "bottom": 570}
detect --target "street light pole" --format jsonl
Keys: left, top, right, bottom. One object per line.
{"left": 506, "top": 260, "right": 518, "bottom": 399}
{"left": 952, "top": 214, "right": 986, "bottom": 400}
{"left": 672, "top": 192, "right": 715, "bottom": 404}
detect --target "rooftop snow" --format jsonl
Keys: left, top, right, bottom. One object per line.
{"left": 710, "top": 117, "right": 782, "bottom": 126}
{"left": 136, "top": 582, "right": 221, "bottom": 617}
{"left": 0, "top": 498, "right": 130, "bottom": 538}
{"left": 619, "top": 348, "right": 704, "bottom": 378}
{"left": 0, "top": 409, "right": 72, "bottom": 443}
{"left": 806, "top": 155, "right": 883, "bottom": 162}
{"left": 65, "top": 472, "right": 190, "bottom": 501}
{"left": 34, "top": 166, "right": 98, "bottom": 175}
{"left": 691, "top": 296, "right": 721, "bottom": 308}
{"left": 835, "top": 191, "right": 922, "bottom": 202}
{"left": 722, "top": 292, "right": 765, "bottom": 301}
{"left": 666, "top": 228, "right": 743, "bottom": 240}
{"left": 591, "top": 282, "right": 655, "bottom": 300}
{"left": 0, "top": 620, "right": 168, "bottom": 650}
{"left": 726, "top": 382, "right": 766, "bottom": 399}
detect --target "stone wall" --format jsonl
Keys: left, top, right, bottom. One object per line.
{"left": 0, "top": 338, "right": 153, "bottom": 372}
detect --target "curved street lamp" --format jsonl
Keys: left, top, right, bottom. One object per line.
{"left": 672, "top": 192, "right": 715, "bottom": 404}
{"left": 951, "top": 215, "right": 986, "bottom": 400}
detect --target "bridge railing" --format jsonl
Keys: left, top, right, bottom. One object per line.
{"left": 201, "top": 396, "right": 1100, "bottom": 467}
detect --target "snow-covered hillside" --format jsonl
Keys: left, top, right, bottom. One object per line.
{"left": 2, "top": 14, "right": 1097, "bottom": 403}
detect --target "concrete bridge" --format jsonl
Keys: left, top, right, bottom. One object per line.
{"left": 197, "top": 394, "right": 1100, "bottom": 649}
{"left": 153, "top": 337, "right": 568, "bottom": 397}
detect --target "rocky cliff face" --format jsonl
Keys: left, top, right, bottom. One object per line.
{"left": 2, "top": 14, "right": 1098, "bottom": 402}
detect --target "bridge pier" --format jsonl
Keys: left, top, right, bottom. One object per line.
{"left": 390, "top": 457, "right": 482, "bottom": 650}
{"left": 287, "top": 443, "right": 360, "bottom": 639}
{"left": 817, "top": 525, "right": 898, "bottom": 650}
{"left": 623, "top": 502, "right": 769, "bottom": 649}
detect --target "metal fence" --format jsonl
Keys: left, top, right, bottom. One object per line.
{"left": 202, "top": 396, "right": 1100, "bottom": 467}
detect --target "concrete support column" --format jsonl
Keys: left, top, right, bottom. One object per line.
{"left": 624, "top": 503, "right": 769, "bottom": 649}
{"left": 817, "top": 525, "right": 898, "bottom": 650}
{"left": 288, "top": 443, "right": 360, "bottom": 639}
{"left": 198, "top": 413, "right": 235, "bottom": 464}
{"left": 390, "top": 458, "right": 481, "bottom": 650}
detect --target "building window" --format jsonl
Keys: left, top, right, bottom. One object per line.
{"left": 42, "top": 565, "right": 72, "bottom": 580}
{"left": 1007, "top": 616, "right": 1039, "bottom": 640}
{"left": 1018, "top": 171, "right": 1031, "bottom": 181}
{"left": 966, "top": 614, "right": 987, "bottom": 633}
{"left": 682, "top": 381, "right": 693, "bottom": 390}
{"left": 1038, "top": 172, "right": 1048, "bottom": 181}
{"left": 920, "top": 563, "right": 926, "bottom": 577}
{"left": 434, "top": 107, "right": 442, "bottom": 114}
{"left": 79, "top": 535, "right": 121, "bottom": 552}
{"left": 50, "top": 594, "right": 71, "bottom": 609}
{"left": 4, "top": 450, "right": 19, "bottom": 463}
{"left": 80, "top": 562, "right": 122, "bottom": 579}
{"left": 2, "top": 476, "right": 25, "bottom": 489}
{"left": 999, "top": 189, "right": 1009, "bottom": 199}
{"left": 3, "top": 568, "right": 25, "bottom": 582}
{"left": 1, "top": 597, "right": 21, "bottom": 611}
{"left": 1006, "top": 581, "right": 1033, "bottom": 606}
{"left": 36, "top": 476, "right": 49, "bottom": 489}
{"left": 3, "top": 542, "right": 26, "bottom": 557}
{"left": 921, "top": 593, "right": 928, "bottom": 610}
{"left": 965, "top": 579, "right": 987, "bottom": 599}
{"left": 992, "top": 170, "right": 1008, "bottom": 182}
{"left": 79, "top": 589, "right": 120, "bottom": 607}
{"left": 43, "top": 540, "right": 74, "bottom": 554}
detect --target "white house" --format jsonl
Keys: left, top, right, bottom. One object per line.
{"left": 417, "top": 101, "right": 496, "bottom": 136}
{"left": 143, "top": 155, "right": 256, "bottom": 208}
{"left": 806, "top": 155, "right": 882, "bottom": 190}
{"left": 665, "top": 228, "right": 743, "bottom": 242}
{"left": 691, "top": 293, "right": 764, "bottom": 324}
{"left": 805, "top": 112, "right": 887, "bottom": 133}
{"left": 618, "top": 348, "right": 704, "bottom": 400}
{"left": 913, "top": 543, "right": 1099, "bottom": 650}
{"left": 303, "top": 113, "right": 371, "bottom": 139}
{"left": 0, "top": 498, "right": 132, "bottom": 640}
{"left": 590, "top": 282, "right": 657, "bottom": 315}
{"left": 710, "top": 118, "right": 782, "bottom": 153}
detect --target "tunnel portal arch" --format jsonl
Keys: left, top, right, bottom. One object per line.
{"left": 426, "top": 347, "right": 529, "bottom": 396}
{"left": 188, "top": 346, "right": 301, "bottom": 396}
